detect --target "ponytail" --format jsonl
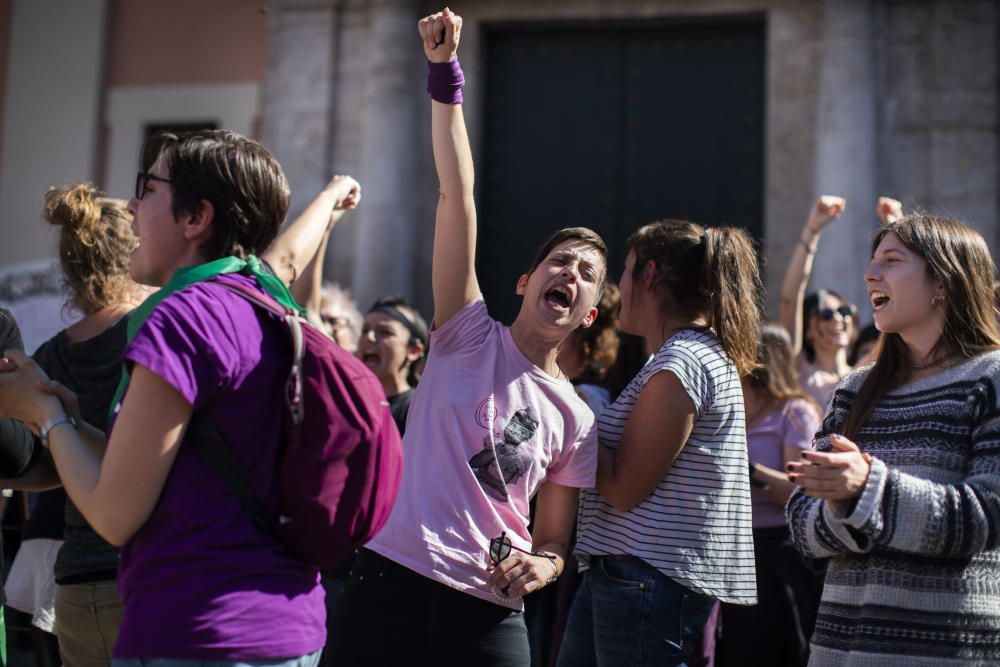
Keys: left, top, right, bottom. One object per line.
{"left": 703, "top": 226, "right": 763, "bottom": 375}
{"left": 627, "top": 220, "right": 762, "bottom": 375}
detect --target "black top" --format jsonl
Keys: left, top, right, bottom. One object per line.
{"left": 32, "top": 315, "right": 128, "bottom": 584}
{"left": 387, "top": 388, "right": 414, "bottom": 438}
{"left": 0, "top": 308, "right": 38, "bottom": 603}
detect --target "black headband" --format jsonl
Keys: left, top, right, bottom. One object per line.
{"left": 367, "top": 304, "right": 428, "bottom": 344}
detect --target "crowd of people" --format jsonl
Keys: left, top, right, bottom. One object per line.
{"left": 0, "top": 6, "right": 997, "bottom": 667}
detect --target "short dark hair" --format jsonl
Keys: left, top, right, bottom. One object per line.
{"left": 140, "top": 129, "right": 290, "bottom": 260}
{"left": 525, "top": 227, "right": 608, "bottom": 303}
{"left": 367, "top": 296, "right": 429, "bottom": 386}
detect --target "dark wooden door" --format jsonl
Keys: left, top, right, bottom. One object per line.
{"left": 478, "top": 21, "right": 765, "bottom": 322}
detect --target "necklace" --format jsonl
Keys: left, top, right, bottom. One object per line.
{"left": 912, "top": 351, "right": 961, "bottom": 370}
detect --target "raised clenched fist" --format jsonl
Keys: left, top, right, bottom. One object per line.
{"left": 418, "top": 7, "right": 462, "bottom": 64}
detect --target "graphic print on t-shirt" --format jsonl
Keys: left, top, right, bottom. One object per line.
{"left": 468, "top": 406, "right": 539, "bottom": 501}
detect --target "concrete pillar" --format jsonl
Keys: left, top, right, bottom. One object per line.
{"left": 259, "top": 0, "right": 338, "bottom": 221}
{"left": 810, "top": 0, "right": 877, "bottom": 313}
{"left": 350, "top": 0, "right": 421, "bottom": 308}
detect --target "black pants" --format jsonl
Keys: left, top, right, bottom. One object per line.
{"left": 715, "top": 525, "right": 823, "bottom": 667}
{"left": 328, "top": 549, "right": 530, "bottom": 667}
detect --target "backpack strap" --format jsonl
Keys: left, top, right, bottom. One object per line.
{"left": 187, "top": 413, "right": 284, "bottom": 539}
{"left": 212, "top": 276, "right": 306, "bottom": 429}
{"left": 186, "top": 276, "right": 304, "bottom": 548}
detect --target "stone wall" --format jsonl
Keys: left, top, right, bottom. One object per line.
{"left": 260, "top": 0, "right": 998, "bottom": 321}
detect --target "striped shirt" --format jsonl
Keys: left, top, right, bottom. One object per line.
{"left": 788, "top": 351, "right": 1000, "bottom": 666}
{"left": 574, "top": 327, "right": 757, "bottom": 604}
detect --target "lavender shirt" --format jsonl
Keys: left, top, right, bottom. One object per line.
{"left": 747, "top": 398, "right": 820, "bottom": 528}
{"left": 113, "top": 275, "right": 325, "bottom": 659}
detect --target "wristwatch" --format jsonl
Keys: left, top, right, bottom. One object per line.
{"left": 39, "top": 414, "right": 77, "bottom": 447}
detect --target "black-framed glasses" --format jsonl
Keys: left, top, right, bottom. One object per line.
{"left": 135, "top": 171, "right": 172, "bottom": 200}
{"left": 818, "top": 305, "right": 855, "bottom": 321}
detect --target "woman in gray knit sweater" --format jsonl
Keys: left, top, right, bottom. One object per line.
{"left": 786, "top": 213, "right": 1000, "bottom": 666}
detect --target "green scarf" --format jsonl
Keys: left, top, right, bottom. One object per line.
{"left": 109, "top": 255, "right": 304, "bottom": 421}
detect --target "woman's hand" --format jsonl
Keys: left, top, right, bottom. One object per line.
{"left": 419, "top": 7, "right": 462, "bottom": 63}
{"left": 876, "top": 196, "right": 903, "bottom": 226}
{"left": 38, "top": 378, "right": 83, "bottom": 427}
{"left": 325, "top": 175, "right": 361, "bottom": 211}
{"left": 805, "top": 195, "right": 847, "bottom": 235}
{"left": 486, "top": 550, "right": 559, "bottom": 599}
{"left": 787, "top": 434, "right": 872, "bottom": 506}
{"left": 0, "top": 349, "right": 64, "bottom": 431}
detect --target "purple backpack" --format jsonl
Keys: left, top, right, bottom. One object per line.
{"left": 190, "top": 276, "right": 403, "bottom": 569}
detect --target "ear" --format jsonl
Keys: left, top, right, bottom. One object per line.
{"left": 407, "top": 339, "right": 426, "bottom": 363}
{"left": 642, "top": 259, "right": 658, "bottom": 289}
{"left": 578, "top": 306, "right": 598, "bottom": 329}
{"left": 515, "top": 274, "right": 528, "bottom": 296}
{"left": 182, "top": 199, "right": 215, "bottom": 242}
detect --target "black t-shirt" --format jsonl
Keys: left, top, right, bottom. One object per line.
{"left": 387, "top": 388, "right": 414, "bottom": 438}
{"left": 0, "top": 308, "right": 38, "bottom": 604}
{"left": 32, "top": 315, "right": 128, "bottom": 583}
{"left": 0, "top": 309, "right": 36, "bottom": 477}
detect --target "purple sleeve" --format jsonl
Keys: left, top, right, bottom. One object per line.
{"left": 124, "top": 286, "right": 241, "bottom": 409}
{"left": 783, "top": 399, "right": 821, "bottom": 451}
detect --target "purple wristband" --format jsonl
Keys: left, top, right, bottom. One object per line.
{"left": 427, "top": 58, "right": 465, "bottom": 105}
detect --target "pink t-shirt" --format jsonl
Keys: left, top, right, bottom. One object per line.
{"left": 797, "top": 357, "right": 841, "bottom": 414}
{"left": 368, "top": 299, "right": 597, "bottom": 610}
{"left": 747, "top": 398, "right": 820, "bottom": 528}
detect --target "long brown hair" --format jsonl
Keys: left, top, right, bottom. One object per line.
{"left": 842, "top": 214, "right": 1000, "bottom": 438}
{"left": 746, "top": 322, "right": 820, "bottom": 417}
{"left": 43, "top": 183, "right": 135, "bottom": 314}
{"left": 627, "top": 220, "right": 762, "bottom": 375}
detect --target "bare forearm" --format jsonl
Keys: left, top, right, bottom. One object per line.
{"left": 430, "top": 99, "right": 480, "bottom": 322}
{"left": 779, "top": 227, "right": 819, "bottom": 353}
{"left": 264, "top": 190, "right": 343, "bottom": 287}
{"left": 291, "top": 231, "right": 333, "bottom": 314}
{"left": 432, "top": 100, "right": 474, "bottom": 198}
{"left": 46, "top": 422, "right": 105, "bottom": 525}
{"left": 751, "top": 461, "right": 797, "bottom": 507}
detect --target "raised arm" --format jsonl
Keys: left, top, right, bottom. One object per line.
{"left": 876, "top": 196, "right": 902, "bottom": 226}
{"left": 263, "top": 175, "right": 360, "bottom": 288}
{"left": 778, "top": 195, "right": 846, "bottom": 355}
{"left": 419, "top": 9, "right": 481, "bottom": 326}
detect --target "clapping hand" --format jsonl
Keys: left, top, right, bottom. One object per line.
{"left": 786, "top": 434, "right": 872, "bottom": 510}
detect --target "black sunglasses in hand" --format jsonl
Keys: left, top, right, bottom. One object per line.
{"left": 488, "top": 530, "right": 555, "bottom": 599}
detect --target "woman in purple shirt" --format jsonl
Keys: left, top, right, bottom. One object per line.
{"left": 0, "top": 130, "right": 359, "bottom": 666}
{"left": 716, "top": 323, "right": 823, "bottom": 667}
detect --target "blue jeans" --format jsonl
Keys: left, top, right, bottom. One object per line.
{"left": 557, "top": 555, "right": 715, "bottom": 667}
{"left": 112, "top": 650, "right": 321, "bottom": 667}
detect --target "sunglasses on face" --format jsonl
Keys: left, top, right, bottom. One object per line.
{"left": 817, "top": 305, "right": 855, "bottom": 321}
{"left": 134, "top": 171, "right": 172, "bottom": 200}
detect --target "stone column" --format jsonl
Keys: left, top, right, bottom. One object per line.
{"left": 259, "top": 0, "right": 338, "bottom": 221}
{"left": 350, "top": 0, "right": 421, "bottom": 308}
{"left": 810, "top": 0, "right": 877, "bottom": 313}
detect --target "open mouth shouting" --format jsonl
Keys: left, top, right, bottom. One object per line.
{"left": 870, "top": 291, "right": 889, "bottom": 312}
{"left": 544, "top": 285, "right": 572, "bottom": 311}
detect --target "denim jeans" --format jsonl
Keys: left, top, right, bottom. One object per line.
{"left": 112, "top": 650, "right": 321, "bottom": 667}
{"left": 557, "top": 555, "right": 716, "bottom": 667}
{"left": 327, "top": 549, "right": 530, "bottom": 666}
